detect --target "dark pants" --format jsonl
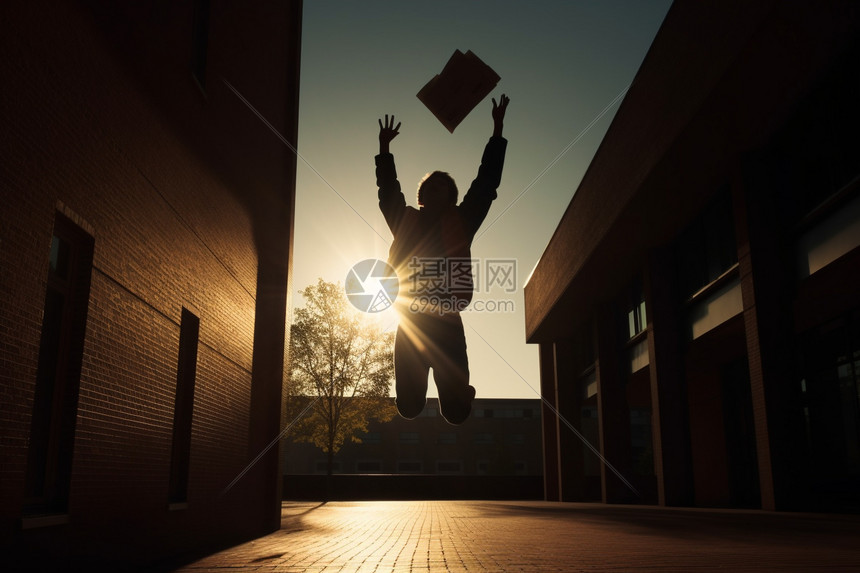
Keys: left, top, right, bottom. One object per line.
{"left": 394, "top": 312, "right": 476, "bottom": 425}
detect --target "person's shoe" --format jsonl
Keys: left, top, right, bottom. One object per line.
{"left": 440, "top": 385, "right": 476, "bottom": 425}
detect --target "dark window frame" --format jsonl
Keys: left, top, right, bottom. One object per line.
{"left": 24, "top": 212, "right": 94, "bottom": 516}
{"left": 676, "top": 188, "right": 739, "bottom": 302}
{"left": 168, "top": 308, "right": 200, "bottom": 504}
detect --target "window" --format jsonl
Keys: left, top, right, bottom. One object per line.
{"left": 628, "top": 303, "right": 647, "bottom": 338}
{"left": 577, "top": 320, "right": 597, "bottom": 369}
{"left": 509, "top": 434, "right": 525, "bottom": 445}
{"left": 625, "top": 281, "right": 647, "bottom": 340}
{"left": 361, "top": 432, "right": 381, "bottom": 445}
{"left": 315, "top": 460, "right": 341, "bottom": 474}
{"left": 796, "top": 188, "right": 860, "bottom": 278}
{"left": 473, "top": 433, "right": 494, "bottom": 444}
{"left": 437, "top": 432, "right": 457, "bottom": 445}
{"left": 799, "top": 312, "right": 860, "bottom": 482}
{"left": 168, "top": 308, "right": 199, "bottom": 504}
{"left": 773, "top": 45, "right": 860, "bottom": 219}
{"left": 676, "top": 190, "right": 738, "bottom": 300}
{"left": 513, "top": 461, "right": 528, "bottom": 475}
{"left": 399, "top": 432, "right": 419, "bottom": 444}
{"left": 581, "top": 368, "right": 597, "bottom": 400}
{"left": 190, "top": 0, "right": 210, "bottom": 89}
{"left": 356, "top": 460, "right": 382, "bottom": 473}
{"left": 630, "top": 408, "right": 654, "bottom": 475}
{"left": 24, "top": 212, "right": 94, "bottom": 516}
{"left": 675, "top": 191, "right": 742, "bottom": 339}
{"left": 436, "top": 460, "right": 462, "bottom": 474}
{"left": 620, "top": 280, "right": 650, "bottom": 372}
{"left": 474, "top": 406, "right": 537, "bottom": 418}
{"left": 580, "top": 367, "right": 601, "bottom": 478}
{"left": 397, "top": 461, "right": 422, "bottom": 473}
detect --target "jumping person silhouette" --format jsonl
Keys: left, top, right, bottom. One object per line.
{"left": 376, "top": 94, "right": 509, "bottom": 424}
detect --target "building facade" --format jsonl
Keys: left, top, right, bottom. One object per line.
{"left": 524, "top": 1, "right": 860, "bottom": 511}
{"left": 283, "top": 398, "right": 543, "bottom": 477}
{"left": 1, "top": 0, "right": 301, "bottom": 567}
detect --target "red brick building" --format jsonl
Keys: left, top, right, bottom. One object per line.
{"left": 284, "top": 398, "right": 543, "bottom": 476}
{"left": 282, "top": 398, "right": 544, "bottom": 500}
{"left": 525, "top": 1, "right": 860, "bottom": 511}
{"left": 1, "top": 0, "right": 301, "bottom": 567}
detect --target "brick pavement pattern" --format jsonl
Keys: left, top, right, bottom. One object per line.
{"left": 170, "top": 501, "right": 860, "bottom": 572}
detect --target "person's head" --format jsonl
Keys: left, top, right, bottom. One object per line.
{"left": 417, "top": 171, "right": 458, "bottom": 209}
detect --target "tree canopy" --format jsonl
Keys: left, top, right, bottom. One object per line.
{"left": 287, "top": 279, "right": 396, "bottom": 474}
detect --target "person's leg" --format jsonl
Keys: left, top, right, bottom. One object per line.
{"left": 394, "top": 321, "right": 430, "bottom": 419}
{"left": 430, "top": 314, "right": 475, "bottom": 425}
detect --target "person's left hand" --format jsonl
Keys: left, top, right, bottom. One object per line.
{"left": 492, "top": 94, "right": 509, "bottom": 137}
{"left": 492, "top": 94, "right": 510, "bottom": 124}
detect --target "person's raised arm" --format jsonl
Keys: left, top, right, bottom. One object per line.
{"left": 459, "top": 95, "right": 510, "bottom": 234}
{"left": 376, "top": 114, "right": 406, "bottom": 232}
{"left": 378, "top": 114, "right": 401, "bottom": 155}
{"left": 492, "top": 94, "right": 509, "bottom": 138}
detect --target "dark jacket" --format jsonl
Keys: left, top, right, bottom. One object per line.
{"left": 376, "top": 136, "right": 507, "bottom": 310}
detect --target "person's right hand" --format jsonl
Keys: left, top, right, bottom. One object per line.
{"left": 378, "top": 115, "right": 401, "bottom": 152}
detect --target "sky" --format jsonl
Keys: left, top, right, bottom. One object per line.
{"left": 293, "top": 0, "right": 673, "bottom": 399}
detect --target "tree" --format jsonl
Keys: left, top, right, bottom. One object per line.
{"left": 287, "top": 279, "right": 396, "bottom": 475}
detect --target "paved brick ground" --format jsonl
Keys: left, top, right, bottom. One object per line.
{"left": 167, "top": 500, "right": 860, "bottom": 572}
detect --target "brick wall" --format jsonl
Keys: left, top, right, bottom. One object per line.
{"left": 1, "top": 0, "right": 300, "bottom": 566}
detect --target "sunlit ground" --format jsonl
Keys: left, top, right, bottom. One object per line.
{"left": 170, "top": 500, "right": 860, "bottom": 571}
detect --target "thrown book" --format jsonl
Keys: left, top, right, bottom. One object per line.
{"left": 417, "top": 50, "right": 500, "bottom": 133}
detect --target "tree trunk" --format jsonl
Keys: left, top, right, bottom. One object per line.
{"left": 325, "top": 440, "right": 334, "bottom": 501}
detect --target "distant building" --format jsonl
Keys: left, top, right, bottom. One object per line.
{"left": 1, "top": 0, "right": 301, "bottom": 568}
{"left": 525, "top": 1, "right": 860, "bottom": 511}
{"left": 283, "top": 398, "right": 543, "bottom": 477}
